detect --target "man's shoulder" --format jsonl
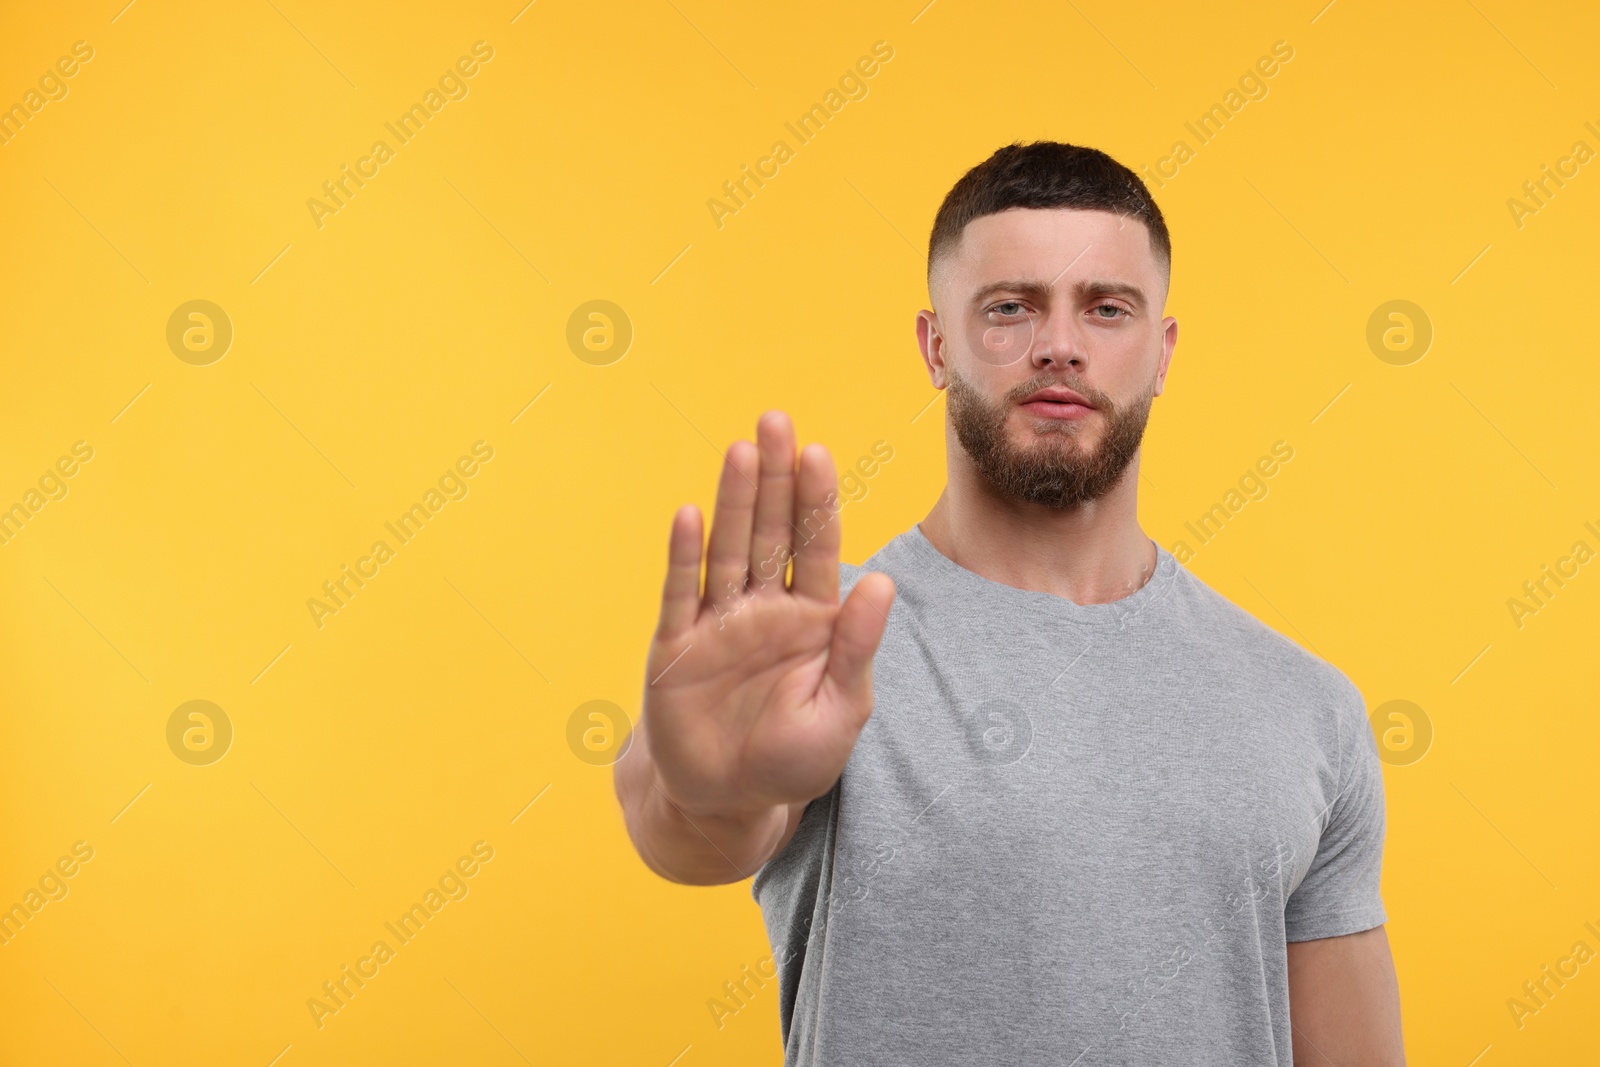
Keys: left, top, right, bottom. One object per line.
{"left": 1172, "top": 561, "right": 1362, "bottom": 709}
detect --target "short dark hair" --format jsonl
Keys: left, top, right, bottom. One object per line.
{"left": 927, "top": 141, "right": 1171, "bottom": 289}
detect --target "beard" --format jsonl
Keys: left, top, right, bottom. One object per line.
{"left": 947, "top": 366, "right": 1153, "bottom": 509}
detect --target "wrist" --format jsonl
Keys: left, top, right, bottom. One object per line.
{"left": 649, "top": 771, "right": 781, "bottom": 833}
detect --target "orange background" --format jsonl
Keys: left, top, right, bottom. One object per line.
{"left": 1, "top": 1, "right": 1596, "bottom": 1064}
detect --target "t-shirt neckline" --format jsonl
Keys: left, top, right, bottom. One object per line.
{"left": 896, "top": 521, "right": 1182, "bottom": 631}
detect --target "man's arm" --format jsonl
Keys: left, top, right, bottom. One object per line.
{"left": 1287, "top": 925, "right": 1404, "bottom": 1065}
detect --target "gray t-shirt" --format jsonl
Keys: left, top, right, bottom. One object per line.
{"left": 752, "top": 523, "right": 1387, "bottom": 1065}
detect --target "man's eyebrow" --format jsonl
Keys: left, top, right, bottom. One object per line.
{"left": 968, "top": 277, "right": 1149, "bottom": 310}
{"left": 969, "top": 279, "right": 1051, "bottom": 306}
{"left": 1074, "top": 279, "right": 1149, "bottom": 310}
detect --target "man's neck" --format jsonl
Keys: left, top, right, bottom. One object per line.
{"left": 917, "top": 452, "right": 1156, "bottom": 606}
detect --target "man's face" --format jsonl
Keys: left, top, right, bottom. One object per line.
{"left": 918, "top": 207, "right": 1177, "bottom": 509}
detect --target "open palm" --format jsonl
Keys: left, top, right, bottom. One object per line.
{"left": 641, "top": 411, "right": 896, "bottom": 820}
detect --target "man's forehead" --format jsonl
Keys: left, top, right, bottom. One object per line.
{"left": 932, "top": 207, "right": 1163, "bottom": 306}
{"left": 959, "top": 207, "right": 1151, "bottom": 270}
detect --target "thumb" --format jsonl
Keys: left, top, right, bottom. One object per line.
{"left": 822, "top": 572, "right": 896, "bottom": 724}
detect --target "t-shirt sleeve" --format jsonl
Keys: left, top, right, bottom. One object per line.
{"left": 1283, "top": 678, "right": 1389, "bottom": 942}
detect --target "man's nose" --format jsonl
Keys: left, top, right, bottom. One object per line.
{"left": 1029, "top": 310, "right": 1087, "bottom": 369}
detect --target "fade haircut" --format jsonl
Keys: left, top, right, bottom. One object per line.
{"left": 926, "top": 141, "right": 1171, "bottom": 295}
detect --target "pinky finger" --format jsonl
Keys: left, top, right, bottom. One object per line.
{"left": 658, "top": 505, "right": 705, "bottom": 639}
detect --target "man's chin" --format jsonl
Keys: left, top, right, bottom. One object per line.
{"left": 1010, "top": 413, "right": 1096, "bottom": 445}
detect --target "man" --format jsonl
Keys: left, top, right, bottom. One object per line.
{"left": 614, "top": 141, "right": 1404, "bottom": 1065}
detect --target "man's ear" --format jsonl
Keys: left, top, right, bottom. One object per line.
{"left": 1153, "top": 315, "right": 1178, "bottom": 397}
{"left": 916, "top": 309, "right": 948, "bottom": 390}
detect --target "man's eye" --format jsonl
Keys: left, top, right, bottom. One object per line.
{"left": 1093, "top": 304, "right": 1128, "bottom": 319}
{"left": 990, "top": 301, "right": 1027, "bottom": 317}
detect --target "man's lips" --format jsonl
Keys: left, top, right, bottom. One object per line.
{"left": 1018, "top": 387, "right": 1096, "bottom": 419}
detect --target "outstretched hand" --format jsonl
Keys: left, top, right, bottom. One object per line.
{"left": 641, "top": 410, "right": 896, "bottom": 821}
